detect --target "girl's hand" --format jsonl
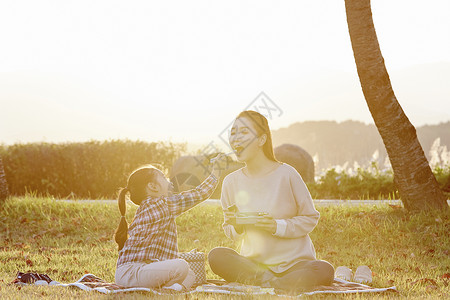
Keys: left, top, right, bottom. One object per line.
{"left": 254, "top": 215, "right": 277, "bottom": 234}
{"left": 211, "top": 154, "right": 227, "bottom": 179}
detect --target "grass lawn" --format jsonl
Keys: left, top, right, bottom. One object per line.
{"left": 0, "top": 196, "right": 449, "bottom": 299}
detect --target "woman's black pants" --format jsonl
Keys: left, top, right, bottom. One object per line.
{"left": 208, "top": 247, "right": 334, "bottom": 292}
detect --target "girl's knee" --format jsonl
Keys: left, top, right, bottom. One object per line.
{"left": 174, "top": 259, "right": 190, "bottom": 275}
{"left": 162, "top": 259, "right": 190, "bottom": 283}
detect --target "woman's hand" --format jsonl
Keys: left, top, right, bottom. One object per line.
{"left": 254, "top": 215, "right": 277, "bottom": 234}
{"left": 223, "top": 206, "right": 244, "bottom": 234}
{"left": 223, "top": 210, "right": 237, "bottom": 225}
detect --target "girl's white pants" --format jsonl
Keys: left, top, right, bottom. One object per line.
{"left": 115, "top": 258, "right": 195, "bottom": 289}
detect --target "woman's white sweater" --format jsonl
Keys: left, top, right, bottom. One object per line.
{"left": 221, "top": 163, "right": 320, "bottom": 273}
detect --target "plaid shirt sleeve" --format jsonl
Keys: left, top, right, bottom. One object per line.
{"left": 166, "top": 172, "right": 218, "bottom": 216}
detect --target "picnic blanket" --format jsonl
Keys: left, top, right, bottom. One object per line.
{"left": 196, "top": 278, "right": 398, "bottom": 297}
{"left": 12, "top": 272, "right": 398, "bottom": 296}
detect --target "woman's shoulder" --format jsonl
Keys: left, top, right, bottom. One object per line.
{"left": 277, "top": 162, "right": 295, "bottom": 173}
{"left": 278, "top": 163, "right": 303, "bottom": 178}
{"left": 223, "top": 166, "right": 245, "bottom": 183}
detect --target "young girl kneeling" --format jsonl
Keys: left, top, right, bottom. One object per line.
{"left": 114, "top": 159, "right": 222, "bottom": 290}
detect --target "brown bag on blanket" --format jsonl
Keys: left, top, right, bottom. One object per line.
{"left": 179, "top": 249, "right": 206, "bottom": 285}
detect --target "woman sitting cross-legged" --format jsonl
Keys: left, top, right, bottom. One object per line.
{"left": 208, "top": 111, "right": 334, "bottom": 293}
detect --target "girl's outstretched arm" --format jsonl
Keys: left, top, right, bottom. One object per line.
{"left": 167, "top": 154, "right": 226, "bottom": 216}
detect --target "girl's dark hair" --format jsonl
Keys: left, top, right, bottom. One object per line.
{"left": 114, "top": 165, "right": 159, "bottom": 251}
{"left": 235, "top": 110, "right": 279, "bottom": 162}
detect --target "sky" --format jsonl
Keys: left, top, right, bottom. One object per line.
{"left": 1, "top": 0, "right": 449, "bottom": 150}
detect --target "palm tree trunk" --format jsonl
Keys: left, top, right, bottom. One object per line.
{"left": 0, "top": 157, "right": 8, "bottom": 202}
{"left": 344, "top": 0, "right": 447, "bottom": 210}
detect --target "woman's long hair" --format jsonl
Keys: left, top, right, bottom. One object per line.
{"left": 235, "top": 110, "right": 279, "bottom": 162}
{"left": 114, "top": 166, "right": 158, "bottom": 251}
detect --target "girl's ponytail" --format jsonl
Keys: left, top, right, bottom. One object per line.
{"left": 114, "top": 187, "right": 129, "bottom": 251}
{"left": 114, "top": 165, "right": 157, "bottom": 251}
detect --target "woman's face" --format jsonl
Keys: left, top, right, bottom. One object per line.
{"left": 229, "top": 117, "right": 262, "bottom": 162}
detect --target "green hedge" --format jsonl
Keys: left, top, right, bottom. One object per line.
{"left": 308, "top": 162, "right": 450, "bottom": 200}
{"left": 0, "top": 140, "right": 185, "bottom": 199}
{"left": 1, "top": 141, "right": 448, "bottom": 200}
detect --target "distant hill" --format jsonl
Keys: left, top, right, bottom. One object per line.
{"left": 272, "top": 120, "right": 450, "bottom": 172}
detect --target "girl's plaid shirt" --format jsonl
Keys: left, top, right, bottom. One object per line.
{"left": 116, "top": 173, "right": 218, "bottom": 267}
